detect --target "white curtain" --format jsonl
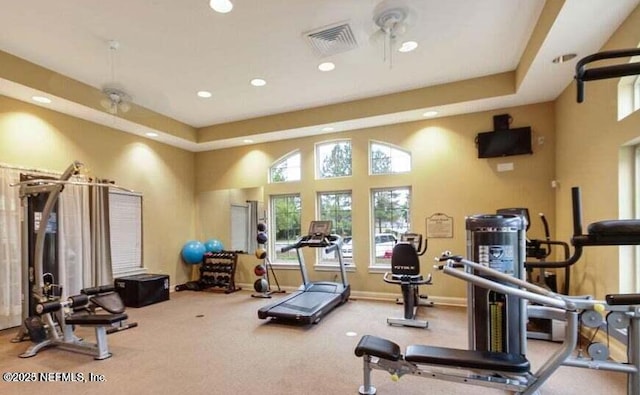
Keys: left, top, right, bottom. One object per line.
{"left": 0, "top": 168, "right": 22, "bottom": 329}
{"left": 59, "top": 179, "right": 92, "bottom": 297}
{"left": 89, "top": 183, "right": 113, "bottom": 286}
{"left": 0, "top": 164, "right": 104, "bottom": 330}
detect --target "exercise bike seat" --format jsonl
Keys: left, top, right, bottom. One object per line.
{"left": 391, "top": 243, "right": 421, "bottom": 276}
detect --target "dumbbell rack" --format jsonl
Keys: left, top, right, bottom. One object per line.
{"left": 198, "top": 251, "right": 241, "bottom": 294}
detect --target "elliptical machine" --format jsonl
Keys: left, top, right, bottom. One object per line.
{"left": 383, "top": 233, "right": 433, "bottom": 328}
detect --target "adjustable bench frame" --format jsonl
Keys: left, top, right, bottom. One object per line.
{"left": 356, "top": 254, "right": 640, "bottom": 395}
{"left": 20, "top": 293, "right": 128, "bottom": 360}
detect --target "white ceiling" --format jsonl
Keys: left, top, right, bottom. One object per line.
{"left": 0, "top": 0, "right": 639, "bottom": 151}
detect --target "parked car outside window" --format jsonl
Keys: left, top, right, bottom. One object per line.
{"left": 374, "top": 233, "right": 397, "bottom": 258}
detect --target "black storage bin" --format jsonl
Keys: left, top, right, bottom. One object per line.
{"left": 114, "top": 274, "right": 170, "bottom": 308}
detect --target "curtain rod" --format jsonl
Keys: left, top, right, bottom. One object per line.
{"left": 0, "top": 162, "right": 63, "bottom": 176}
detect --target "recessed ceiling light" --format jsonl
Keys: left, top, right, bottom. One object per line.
{"left": 145, "top": 132, "right": 158, "bottom": 137}
{"left": 318, "top": 62, "right": 335, "bottom": 72}
{"left": 32, "top": 95, "right": 52, "bottom": 104}
{"left": 209, "top": 0, "right": 233, "bottom": 13}
{"left": 552, "top": 53, "right": 577, "bottom": 64}
{"left": 250, "top": 78, "right": 266, "bottom": 87}
{"left": 322, "top": 127, "right": 334, "bottom": 132}
{"left": 423, "top": 110, "right": 438, "bottom": 117}
{"left": 398, "top": 41, "right": 418, "bottom": 53}
{"left": 197, "top": 90, "right": 212, "bottom": 98}
{"left": 243, "top": 139, "right": 254, "bottom": 144}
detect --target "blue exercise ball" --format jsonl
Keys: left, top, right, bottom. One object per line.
{"left": 181, "top": 240, "right": 206, "bottom": 264}
{"left": 204, "top": 238, "right": 224, "bottom": 253}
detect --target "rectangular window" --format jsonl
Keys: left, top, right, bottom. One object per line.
{"left": 109, "top": 190, "right": 144, "bottom": 277}
{"left": 318, "top": 191, "right": 352, "bottom": 265}
{"left": 371, "top": 187, "right": 411, "bottom": 266}
{"left": 270, "top": 194, "right": 301, "bottom": 263}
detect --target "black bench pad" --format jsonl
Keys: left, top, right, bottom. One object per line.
{"left": 90, "top": 292, "right": 126, "bottom": 314}
{"left": 355, "top": 335, "right": 401, "bottom": 361}
{"left": 66, "top": 313, "right": 128, "bottom": 326}
{"left": 405, "top": 345, "right": 530, "bottom": 374}
{"left": 574, "top": 220, "right": 640, "bottom": 246}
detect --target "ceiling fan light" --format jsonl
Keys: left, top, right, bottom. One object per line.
{"left": 209, "top": 0, "right": 233, "bottom": 13}
{"left": 32, "top": 95, "right": 52, "bottom": 104}
{"left": 318, "top": 62, "right": 335, "bottom": 72}
{"left": 398, "top": 41, "right": 418, "bottom": 53}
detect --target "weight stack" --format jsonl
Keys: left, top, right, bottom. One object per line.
{"left": 466, "top": 214, "right": 527, "bottom": 355}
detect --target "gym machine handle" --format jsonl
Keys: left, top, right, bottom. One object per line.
{"left": 433, "top": 252, "right": 464, "bottom": 270}
{"left": 324, "top": 235, "right": 343, "bottom": 254}
{"left": 439, "top": 253, "right": 572, "bottom": 311}
{"left": 575, "top": 48, "right": 640, "bottom": 103}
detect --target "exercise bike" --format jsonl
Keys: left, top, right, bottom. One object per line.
{"left": 383, "top": 233, "right": 433, "bottom": 329}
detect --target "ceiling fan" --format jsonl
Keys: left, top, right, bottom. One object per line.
{"left": 370, "top": 0, "right": 416, "bottom": 68}
{"left": 100, "top": 40, "right": 132, "bottom": 115}
{"left": 100, "top": 87, "right": 131, "bottom": 115}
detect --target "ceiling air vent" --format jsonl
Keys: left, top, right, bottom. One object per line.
{"left": 304, "top": 21, "right": 358, "bottom": 58}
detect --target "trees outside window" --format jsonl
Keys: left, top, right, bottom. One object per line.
{"left": 371, "top": 187, "right": 411, "bottom": 266}
{"left": 370, "top": 141, "right": 411, "bottom": 175}
{"left": 270, "top": 194, "right": 301, "bottom": 263}
{"left": 318, "top": 191, "right": 352, "bottom": 265}
{"left": 316, "top": 140, "right": 352, "bottom": 179}
{"left": 270, "top": 151, "right": 301, "bottom": 183}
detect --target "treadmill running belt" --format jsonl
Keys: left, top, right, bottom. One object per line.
{"left": 277, "top": 292, "right": 334, "bottom": 314}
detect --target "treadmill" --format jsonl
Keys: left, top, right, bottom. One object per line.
{"left": 257, "top": 220, "right": 350, "bottom": 324}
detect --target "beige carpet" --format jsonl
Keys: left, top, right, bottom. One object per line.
{"left": 0, "top": 290, "right": 628, "bottom": 394}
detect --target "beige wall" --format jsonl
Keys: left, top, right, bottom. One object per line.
{"left": 554, "top": 6, "right": 640, "bottom": 298}
{"left": 9, "top": 7, "right": 640, "bottom": 302}
{"left": 196, "top": 101, "right": 556, "bottom": 301}
{"left": 0, "top": 95, "right": 197, "bottom": 287}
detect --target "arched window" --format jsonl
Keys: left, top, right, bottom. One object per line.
{"left": 315, "top": 140, "right": 352, "bottom": 179}
{"left": 370, "top": 141, "right": 411, "bottom": 175}
{"left": 269, "top": 151, "right": 301, "bottom": 183}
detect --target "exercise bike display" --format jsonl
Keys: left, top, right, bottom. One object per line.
{"left": 382, "top": 233, "right": 432, "bottom": 328}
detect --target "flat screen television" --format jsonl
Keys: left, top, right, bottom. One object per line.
{"left": 476, "top": 127, "right": 533, "bottom": 158}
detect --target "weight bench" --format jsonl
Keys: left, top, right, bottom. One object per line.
{"left": 20, "top": 290, "right": 132, "bottom": 360}
{"left": 81, "top": 285, "right": 138, "bottom": 334}
{"left": 355, "top": 335, "right": 534, "bottom": 395}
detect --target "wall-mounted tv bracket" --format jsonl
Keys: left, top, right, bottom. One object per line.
{"left": 575, "top": 48, "right": 640, "bottom": 103}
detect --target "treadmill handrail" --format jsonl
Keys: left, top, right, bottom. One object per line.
{"left": 279, "top": 234, "right": 342, "bottom": 252}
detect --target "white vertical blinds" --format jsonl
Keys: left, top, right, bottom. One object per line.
{"left": 109, "top": 189, "right": 143, "bottom": 277}
{"left": 231, "top": 204, "right": 249, "bottom": 252}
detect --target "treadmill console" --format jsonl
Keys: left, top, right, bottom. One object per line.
{"left": 305, "top": 220, "right": 333, "bottom": 246}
